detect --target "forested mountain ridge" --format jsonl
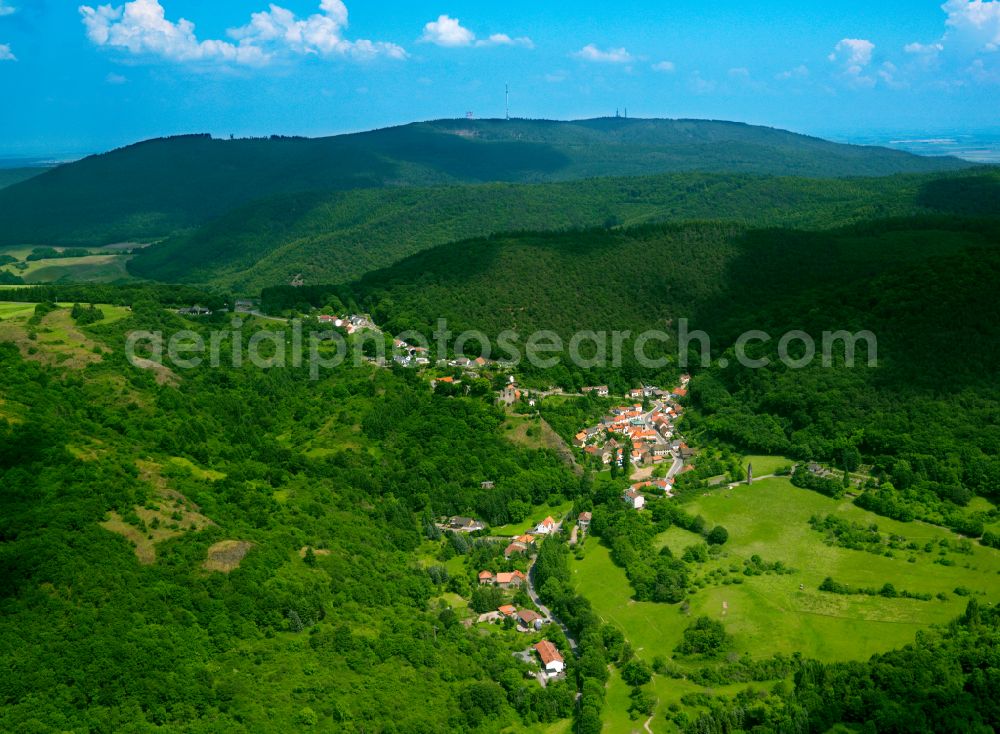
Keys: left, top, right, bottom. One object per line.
{"left": 0, "top": 117, "right": 974, "bottom": 247}
{"left": 126, "top": 169, "right": 997, "bottom": 292}
{"left": 294, "top": 213, "right": 1000, "bottom": 534}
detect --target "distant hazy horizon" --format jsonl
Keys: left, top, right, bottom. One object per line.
{"left": 3, "top": 2, "right": 1000, "bottom": 158}
{"left": 2, "top": 118, "right": 1000, "bottom": 167}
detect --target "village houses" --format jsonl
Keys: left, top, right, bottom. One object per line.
{"left": 624, "top": 488, "right": 645, "bottom": 509}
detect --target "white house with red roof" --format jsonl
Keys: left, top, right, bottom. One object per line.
{"left": 534, "top": 640, "right": 565, "bottom": 674}
{"left": 533, "top": 516, "right": 558, "bottom": 535}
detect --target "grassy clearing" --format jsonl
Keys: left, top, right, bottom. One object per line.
{"left": 575, "top": 479, "right": 1000, "bottom": 666}
{"left": 99, "top": 459, "right": 216, "bottom": 564}
{"left": 504, "top": 414, "right": 582, "bottom": 475}
{"left": 572, "top": 478, "right": 1000, "bottom": 730}
{"left": 492, "top": 499, "right": 574, "bottom": 537}
{"left": 0, "top": 307, "right": 106, "bottom": 369}
{"left": 203, "top": 540, "right": 255, "bottom": 573}
{"left": 0, "top": 302, "right": 35, "bottom": 319}
{"left": 0, "top": 254, "right": 135, "bottom": 284}
{"left": 168, "top": 456, "right": 226, "bottom": 482}
{"left": 0, "top": 303, "right": 131, "bottom": 370}
{"left": 740, "top": 454, "right": 794, "bottom": 477}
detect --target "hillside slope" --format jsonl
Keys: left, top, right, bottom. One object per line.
{"left": 0, "top": 118, "right": 973, "bottom": 247}
{"left": 128, "top": 170, "right": 976, "bottom": 292}
{"left": 0, "top": 167, "right": 49, "bottom": 191}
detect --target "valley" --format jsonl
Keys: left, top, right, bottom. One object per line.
{"left": 1, "top": 117, "right": 999, "bottom": 734}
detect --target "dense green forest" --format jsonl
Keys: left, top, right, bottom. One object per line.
{"left": 0, "top": 300, "right": 585, "bottom": 732}
{"left": 0, "top": 167, "right": 48, "bottom": 191}
{"left": 1, "top": 121, "right": 998, "bottom": 732}
{"left": 320, "top": 207, "right": 1000, "bottom": 535}
{"left": 0, "top": 118, "right": 972, "bottom": 247}
{"left": 128, "top": 170, "right": 992, "bottom": 291}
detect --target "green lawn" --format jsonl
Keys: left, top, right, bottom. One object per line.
{"left": 573, "top": 478, "right": 1000, "bottom": 731}
{"left": 0, "top": 302, "right": 35, "bottom": 319}
{"left": 0, "top": 254, "right": 135, "bottom": 284}
{"left": 740, "top": 454, "right": 794, "bottom": 477}
{"left": 168, "top": 456, "right": 226, "bottom": 482}
{"left": 0, "top": 301, "right": 130, "bottom": 325}
{"left": 492, "top": 499, "right": 574, "bottom": 537}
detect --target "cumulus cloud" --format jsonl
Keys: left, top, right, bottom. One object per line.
{"left": 828, "top": 38, "right": 874, "bottom": 67}
{"left": 651, "top": 60, "right": 675, "bottom": 72}
{"left": 0, "top": 1, "right": 15, "bottom": 17}
{"left": 573, "top": 44, "right": 633, "bottom": 63}
{"left": 0, "top": 43, "right": 14, "bottom": 61}
{"left": 901, "top": 2, "right": 1000, "bottom": 84}
{"left": 420, "top": 14, "right": 474, "bottom": 47}
{"left": 828, "top": 38, "right": 876, "bottom": 87}
{"left": 419, "top": 15, "right": 531, "bottom": 48}
{"left": 78, "top": 0, "right": 406, "bottom": 66}
{"left": 942, "top": 0, "right": 1000, "bottom": 52}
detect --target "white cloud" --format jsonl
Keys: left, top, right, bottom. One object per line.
{"left": 828, "top": 38, "right": 876, "bottom": 87}
{"left": 776, "top": 64, "right": 809, "bottom": 80}
{"left": 0, "top": 43, "right": 14, "bottom": 61}
{"left": 900, "top": 2, "right": 1000, "bottom": 84}
{"left": 828, "top": 38, "right": 874, "bottom": 67}
{"left": 942, "top": 0, "right": 1000, "bottom": 52}
{"left": 545, "top": 70, "right": 567, "bottom": 83}
{"left": 651, "top": 60, "right": 675, "bottom": 72}
{"left": 728, "top": 66, "right": 750, "bottom": 78}
{"left": 905, "top": 41, "right": 944, "bottom": 55}
{"left": 419, "top": 15, "right": 532, "bottom": 49}
{"left": 0, "top": 2, "right": 15, "bottom": 17}
{"left": 573, "top": 44, "right": 633, "bottom": 63}
{"left": 106, "top": 72, "right": 127, "bottom": 83}
{"left": 420, "top": 14, "right": 474, "bottom": 47}
{"left": 230, "top": 1, "right": 406, "bottom": 60}
{"left": 477, "top": 33, "right": 533, "bottom": 48}
{"left": 79, "top": 0, "right": 406, "bottom": 66}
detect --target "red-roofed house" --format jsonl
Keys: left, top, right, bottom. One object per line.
{"left": 534, "top": 640, "right": 565, "bottom": 674}
{"left": 478, "top": 570, "right": 495, "bottom": 585}
{"left": 496, "top": 570, "right": 526, "bottom": 589}
{"left": 534, "top": 516, "right": 558, "bottom": 535}
{"left": 517, "top": 609, "right": 543, "bottom": 629}
{"left": 498, "top": 604, "right": 518, "bottom": 618}
{"left": 505, "top": 541, "right": 528, "bottom": 558}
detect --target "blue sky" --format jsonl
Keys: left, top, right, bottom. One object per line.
{"left": 1, "top": 0, "right": 999, "bottom": 156}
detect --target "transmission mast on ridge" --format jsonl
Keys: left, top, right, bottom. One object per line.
{"left": 505, "top": 83, "right": 510, "bottom": 120}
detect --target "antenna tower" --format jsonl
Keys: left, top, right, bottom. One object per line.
{"left": 505, "top": 83, "right": 510, "bottom": 120}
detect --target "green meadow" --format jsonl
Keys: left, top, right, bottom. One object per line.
{"left": 491, "top": 498, "right": 575, "bottom": 537}
{"left": 575, "top": 478, "right": 1000, "bottom": 663}
{"left": 739, "top": 454, "right": 794, "bottom": 477}
{"left": 572, "top": 478, "right": 1000, "bottom": 731}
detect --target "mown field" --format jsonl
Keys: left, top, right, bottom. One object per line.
{"left": 571, "top": 478, "right": 1000, "bottom": 733}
